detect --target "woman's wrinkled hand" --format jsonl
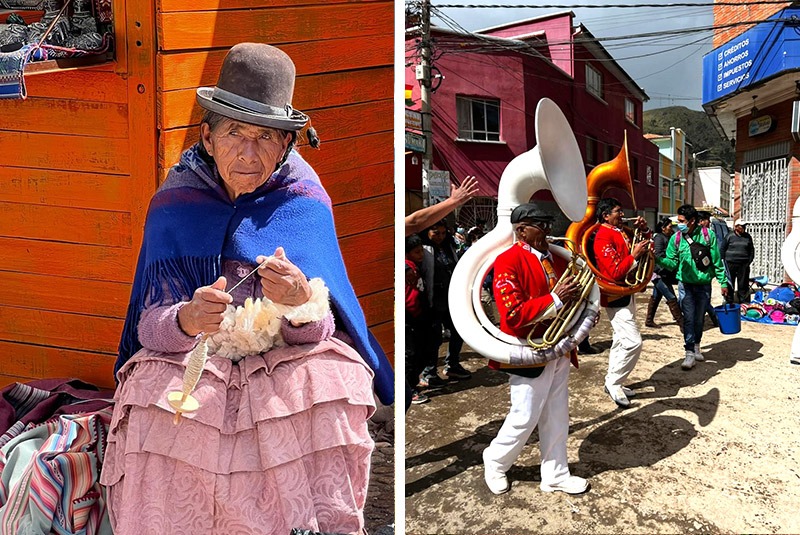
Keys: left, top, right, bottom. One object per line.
{"left": 177, "top": 276, "right": 232, "bottom": 336}
{"left": 257, "top": 247, "right": 312, "bottom": 306}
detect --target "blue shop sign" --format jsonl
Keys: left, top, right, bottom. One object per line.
{"left": 702, "top": 7, "right": 800, "bottom": 105}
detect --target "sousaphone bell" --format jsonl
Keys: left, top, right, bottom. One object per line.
{"left": 448, "top": 98, "right": 601, "bottom": 365}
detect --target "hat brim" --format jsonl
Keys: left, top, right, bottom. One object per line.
{"left": 196, "top": 87, "right": 308, "bottom": 131}
{"left": 512, "top": 216, "right": 555, "bottom": 225}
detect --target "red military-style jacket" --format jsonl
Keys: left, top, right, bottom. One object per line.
{"left": 593, "top": 223, "right": 636, "bottom": 307}
{"left": 491, "top": 241, "right": 577, "bottom": 374}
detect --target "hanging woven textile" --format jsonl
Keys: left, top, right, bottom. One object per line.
{"left": 0, "top": 45, "right": 35, "bottom": 99}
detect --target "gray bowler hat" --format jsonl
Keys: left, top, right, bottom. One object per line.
{"left": 511, "top": 203, "right": 555, "bottom": 224}
{"left": 196, "top": 43, "right": 309, "bottom": 131}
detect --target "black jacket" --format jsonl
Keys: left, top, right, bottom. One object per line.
{"left": 720, "top": 231, "right": 754, "bottom": 264}
{"left": 653, "top": 231, "right": 678, "bottom": 283}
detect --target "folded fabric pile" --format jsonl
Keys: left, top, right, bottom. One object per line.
{"left": 0, "top": 379, "right": 115, "bottom": 534}
{"left": 741, "top": 283, "right": 800, "bottom": 326}
{"left": 0, "top": 0, "right": 115, "bottom": 100}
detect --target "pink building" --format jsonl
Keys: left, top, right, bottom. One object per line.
{"left": 406, "top": 11, "right": 660, "bottom": 229}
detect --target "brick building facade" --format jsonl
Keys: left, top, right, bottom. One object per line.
{"left": 702, "top": 1, "right": 800, "bottom": 283}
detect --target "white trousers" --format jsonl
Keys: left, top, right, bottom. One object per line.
{"left": 791, "top": 323, "right": 800, "bottom": 360}
{"left": 605, "top": 295, "right": 642, "bottom": 388}
{"left": 483, "top": 356, "right": 571, "bottom": 486}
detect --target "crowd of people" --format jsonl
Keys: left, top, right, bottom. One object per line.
{"left": 406, "top": 191, "right": 765, "bottom": 497}
{"left": 405, "top": 218, "right": 486, "bottom": 404}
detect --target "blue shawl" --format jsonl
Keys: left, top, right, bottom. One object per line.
{"left": 117, "top": 144, "right": 394, "bottom": 405}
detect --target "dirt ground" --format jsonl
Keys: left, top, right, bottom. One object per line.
{"left": 405, "top": 285, "right": 800, "bottom": 534}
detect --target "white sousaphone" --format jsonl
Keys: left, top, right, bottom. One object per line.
{"left": 781, "top": 196, "right": 800, "bottom": 284}
{"left": 448, "top": 98, "right": 601, "bottom": 365}
{"left": 781, "top": 196, "right": 800, "bottom": 360}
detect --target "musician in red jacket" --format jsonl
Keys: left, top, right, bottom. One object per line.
{"left": 592, "top": 197, "right": 651, "bottom": 409}
{"left": 482, "top": 203, "right": 589, "bottom": 496}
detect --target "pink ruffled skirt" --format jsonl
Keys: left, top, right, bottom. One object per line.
{"left": 100, "top": 338, "right": 376, "bottom": 535}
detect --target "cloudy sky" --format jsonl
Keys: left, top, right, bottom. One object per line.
{"left": 432, "top": 1, "right": 716, "bottom": 110}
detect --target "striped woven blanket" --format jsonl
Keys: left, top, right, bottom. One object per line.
{"left": 0, "top": 45, "right": 34, "bottom": 100}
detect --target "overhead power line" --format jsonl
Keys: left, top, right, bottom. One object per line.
{"left": 432, "top": 1, "right": 792, "bottom": 8}
{"left": 424, "top": 9, "right": 794, "bottom": 47}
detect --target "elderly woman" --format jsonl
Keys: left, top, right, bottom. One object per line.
{"left": 100, "top": 43, "right": 393, "bottom": 535}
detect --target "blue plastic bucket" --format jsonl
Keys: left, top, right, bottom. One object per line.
{"left": 714, "top": 304, "right": 741, "bottom": 335}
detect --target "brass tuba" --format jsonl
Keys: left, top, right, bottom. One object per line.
{"left": 565, "top": 134, "right": 654, "bottom": 299}
{"left": 448, "top": 98, "right": 601, "bottom": 365}
{"left": 526, "top": 237, "right": 596, "bottom": 349}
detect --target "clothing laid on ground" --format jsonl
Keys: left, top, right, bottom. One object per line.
{"left": 593, "top": 224, "right": 642, "bottom": 390}
{"left": 485, "top": 241, "right": 578, "bottom": 487}
{"left": 101, "top": 146, "right": 379, "bottom": 535}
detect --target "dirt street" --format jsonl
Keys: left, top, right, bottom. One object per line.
{"left": 405, "top": 286, "right": 800, "bottom": 534}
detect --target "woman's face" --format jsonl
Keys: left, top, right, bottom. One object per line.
{"left": 428, "top": 225, "right": 447, "bottom": 245}
{"left": 201, "top": 118, "right": 291, "bottom": 201}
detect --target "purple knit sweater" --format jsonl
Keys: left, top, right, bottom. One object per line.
{"left": 138, "top": 259, "right": 335, "bottom": 354}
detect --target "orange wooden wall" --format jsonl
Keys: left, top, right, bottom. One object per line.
{"left": 0, "top": 0, "right": 394, "bottom": 390}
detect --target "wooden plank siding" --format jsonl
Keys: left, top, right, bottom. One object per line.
{"left": 0, "top": 2, "right": 158, "bottom": 389}
{"left": 0, "top": 0, "right": 394, "bottom": 390}
{"left": 157, "top": 4, "right": 392, "bottom": 51}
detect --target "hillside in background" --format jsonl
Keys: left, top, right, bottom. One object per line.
{"left": 643, "top": 106, "right": 735, "bottom": 171}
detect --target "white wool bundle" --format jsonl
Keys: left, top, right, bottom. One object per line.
{"left": 206, "top": 277, "right": 330, "bottom": 362}
{"left": 275, "top": 278, "right": 330, "bottom": 324}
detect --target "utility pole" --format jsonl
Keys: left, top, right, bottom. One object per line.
{"left": 418, "top": 0, "right": 433, "bottom": 206}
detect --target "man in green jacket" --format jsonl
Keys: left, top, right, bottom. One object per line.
{"left": 657, "top": 204, "right": 729, "bottom": 370}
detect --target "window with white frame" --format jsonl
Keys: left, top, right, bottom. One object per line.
{"left": 585, "top": 64, "right": 603, "bottom": 99}
{"left": 456, "top": 96, "right": 500, "bottom": 141}
{"left": 625, "top": 98, "right": 636, "bottom": 123}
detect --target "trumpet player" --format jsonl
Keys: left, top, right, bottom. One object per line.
{"left": 593, "top": 197, "right": 652, "bottom": 409}
{"left": 482, "top": 203, "right": 589, "bottom": 496}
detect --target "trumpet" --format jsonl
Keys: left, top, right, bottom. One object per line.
{"left": 624, "top": 227, "right": 654, "bottom": 285}
{"left": 527, "top": 238, "right": 597, "bottom": 350}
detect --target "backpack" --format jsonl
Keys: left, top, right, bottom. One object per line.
{"left": 674, "top": 227, "right": 712, "bottom": 272}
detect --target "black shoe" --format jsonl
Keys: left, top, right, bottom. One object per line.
{"left": 444, "top": 364, "right": 472, "bottom": 380}
{"left": 578, "top": 342, "right": 603, "bottom": 355}
{"left": 411, "top": 391, "right": 430, "bottom": 404}
{"left": 419, "top": 374, "right": 447, "bottom": 388}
